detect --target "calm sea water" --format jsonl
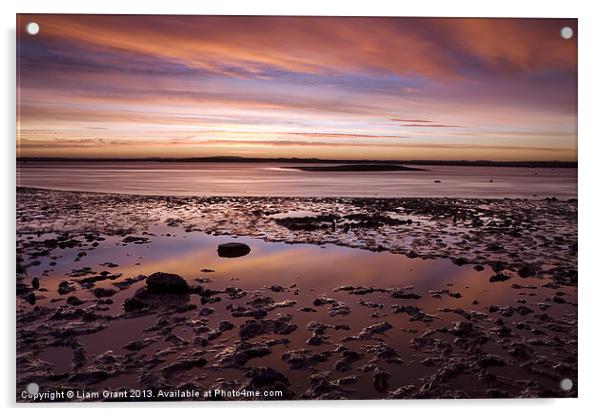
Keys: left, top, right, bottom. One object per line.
{"left": 16, "top": 162, "right": 577, "bottom": 199}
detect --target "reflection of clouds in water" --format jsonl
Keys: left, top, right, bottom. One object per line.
{"left": 18, "top": 163, "right": 577, "bottom": 199}
{"left": 63, "top": 230, "right": 473, "bottom": 292}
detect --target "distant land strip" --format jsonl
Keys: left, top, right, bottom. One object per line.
{"left": 285, "top": 164, "right": 427, "bottom": 172}
{"left": 16, "top": 156, "right": 577, "bottom": 168}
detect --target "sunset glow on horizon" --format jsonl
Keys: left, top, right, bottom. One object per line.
{"left": 17, "top": 15, "right": 577, "bottom": 161}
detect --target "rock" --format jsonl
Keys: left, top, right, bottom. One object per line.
{"left": 390, "top": 290, "right": 422, "bottom": 299}
{"left": 67, "top": 295, "right": 84, "bottom": 306}
{"left": 58, "top": 280, "right": 75, "bottom": 295}
{"left": 389, "top": 385, "right": 416, "bottom": 398}
{"left": 302, "top": 372, "right": 350, "bottom": 399}
{"left": 199, "top": 307, "right": 214, "bottom": 316}
{"left": 329, "top": 302, "right": 351, "bottom": 316}
{"left": 538, "top": 302, "right": 551, "bottom": 311}
{"left": 429, "top": 289, "right": 462, "bottom": 299}
{"left": 161, "top": 356, "right": 207, "bottom": 378}
{"left": 68, "top": 369, "right": 111, "bottom": 384}
{"left": 199, "top": 295, "right": 221, "bottom": 305}
{"left": 312, "top": 297, "right": 351, "bottom": 316}
{"left": 239, "top": 317, "right": 297, "bottom": 340}
{"left": 452, "top": 257, "right": 468, "bottom": 266}
{"left": 281, "top": 349, "right": 331, "bottom": 370}
{"left": 17, "top": 258, "right": 26, "bottom": 275}
{"left": 509, "top": 342, "right": 533, "bottom": 360}
{"left": 246, "top": 366, "right": 286, "bottom": 386}
{"left": 123, "top": 296, "right": 149, "bottom": 312}
{"left": 92, "top": 287, "right": 117, "bottom": 298}
{"left": 146, "top": 272, "right": 189, "bottom": 294}
{"left": 218, "top": 320, "right": 235, "bottom": 331}
{"left": 391, "top": 305, "right": 436, "bottom": 322}
{"left": 517, "top": 265, "right": 535, "bottom": 278}
{"left": 217, "top": 242, "right": 251, "bottom": 258}
{"left": 333, "top": 285, "right": 382, "bottom": 295}
{"left": 124, "top": 338, "right": 155, "bottom": 351}
{"left": 490, "top": 261, "right": 507, "bottom": 272}
{"left": 359, "top": 321, "right": 392, "bottom": 339}
{"left": 244, "top": 367, "right": 292, "bottom": 398}
{"left": 337, "top": 376, "right": 358, "bottom": 385}
{"left": 487, "top": 389, "right": 511, "bottom": 398}
{"left": 373, "top": 366, "right": 391, "bottom": 392}
{"left": 313, "top": 297, "right": 337, "bottom": 306}
{"left": 334, "top": 349, "right": 362, "bottom": 371}
{"left": 227, "top": 305, "right": 268, "bottom": 319}
{"left": 266, "top": 338, "right": 290, "bottom": 347}
{"left": 122, "top": 236, "right": 150, "bottom": 245}
{"left": 24, "top": 292, "right": 36, "bottom": 305}
{"left": 364, "top": 342, "right": 403, "bottom": 363}
{"left": 486, "top": 242, "right": 503, "bottom": 251}
{"left": 215, "top": 341, "right": 271, "bottom": 368}
{"left": 478, "top": 354, "right": 506, "bottom": 368}
{"left": 306, "top": 334, "right": 325, "bottom": 346}
{"left": 306, "top": 321, "right": 329, "bottom": 334}
{"left": 359, "top": 299, "right": 383, "bottom": 309}
{"left": 224, "top": 286, "right": 247, "bottom": 299}
{"left": 516, "top": 305, "right": 534, "bottom": 316}
{"left": 451, "top": 321, "right": 475, "bottom": 337}
{"left": 273, "top": 300, "right": 297, "bottom": 308}
{"left": 16, "top": 282, "right": 31, "bottom": 296}
{"left": 489, "top": 273, "right": 511, "bottom": 283}
{"left": 112, "top": 275, "right": 146, "bottom": 290}
{"left": 448, "top": 308, "right": 487, "bottom": 321}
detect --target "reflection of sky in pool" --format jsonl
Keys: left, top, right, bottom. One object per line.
{"left": 19, "top": 227, "right": 576, "bottom": 399}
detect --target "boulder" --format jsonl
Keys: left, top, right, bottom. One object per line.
{"left": 146, "top": 272, "right": 189, "bottom": 294}
{"left": 217, "top": 242, "right": 251, "bottom": 258}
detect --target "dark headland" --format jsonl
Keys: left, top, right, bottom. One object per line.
{"left": 284, "top": 164, "right": 427, "bottom": 172}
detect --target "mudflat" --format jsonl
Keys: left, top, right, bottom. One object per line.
{"left": 16, "top": 187, "right": 577, "bottom": 400}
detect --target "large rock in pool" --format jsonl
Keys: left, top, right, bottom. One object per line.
{"left": 146, "top": 272, "right": 189, "bottom": 294}
{"left": 217, "top": 242, "right": 251, "bottom": 258}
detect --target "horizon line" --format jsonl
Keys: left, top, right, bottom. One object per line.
{"left": 16, "top": 156, "right": 578, "bottom": 167}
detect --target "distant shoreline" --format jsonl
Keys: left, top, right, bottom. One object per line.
{"left": 16, "top": 156, "right": 577, "bottom": 169}
{"left": 284, "top": 164, "right": 427, "bottom": 172}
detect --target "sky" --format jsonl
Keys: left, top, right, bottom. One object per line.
{"left": 17, "top": 15, "right": 577, "bottom": 161}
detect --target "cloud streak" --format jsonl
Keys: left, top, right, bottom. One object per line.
{"left": 16, "top": 15, "right": 577, "bottom": 161}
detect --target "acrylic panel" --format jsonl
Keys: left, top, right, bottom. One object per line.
{"left": 16, "top": 15, "right": 577, "bottom": 402}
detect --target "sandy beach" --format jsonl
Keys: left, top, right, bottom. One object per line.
{"left": 16, "top": 187, "right": 577, "bottom": 401}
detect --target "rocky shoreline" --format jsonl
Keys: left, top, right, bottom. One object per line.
{"left": 16, "top": 187, "right": 577, "bottom": 401}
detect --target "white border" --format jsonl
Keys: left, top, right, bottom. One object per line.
{"left": 2, "top": 1, "right": 600, "bottom": 415}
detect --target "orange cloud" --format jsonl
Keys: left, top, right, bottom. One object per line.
{"left": 18, "top": 15, "right": 577, "bottom": 80}
{"left": 16, "top": 15, "right": 577, "bottom": 161}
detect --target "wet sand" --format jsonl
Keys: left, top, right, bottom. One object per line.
{"left": 16, "top": 187, "right": 577, "bottom": 401}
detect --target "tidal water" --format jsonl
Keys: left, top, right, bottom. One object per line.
{"left": 17, "top": 161, "right": 577, "bottom": 199}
